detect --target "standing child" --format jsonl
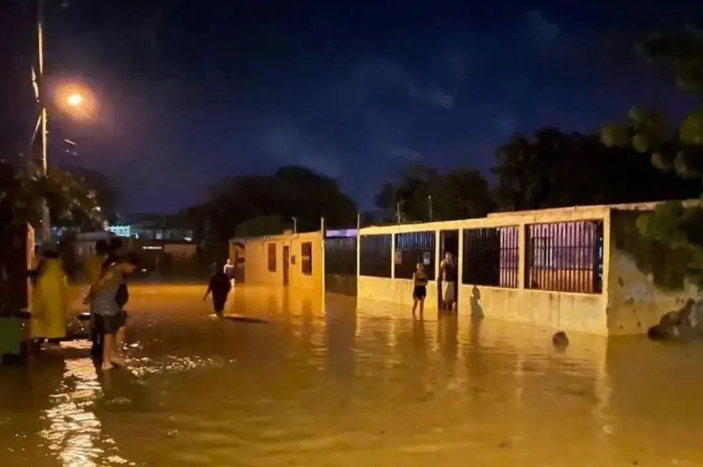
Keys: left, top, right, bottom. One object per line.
{"left": 204, "top": 263, "right": 231, "bottom": 316}
{"left": 412, "top": 262, "right": 428, "bottom": 319}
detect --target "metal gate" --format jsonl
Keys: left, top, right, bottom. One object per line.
{"left": 324, "top": 233, "right": 357, "bottom": 296}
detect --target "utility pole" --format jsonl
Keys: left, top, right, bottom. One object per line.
{"left": 427, "top": 195, "right": 433, "bottom": 222}
{"left": 37, "top": 0, "right": 51, "bottom": 243}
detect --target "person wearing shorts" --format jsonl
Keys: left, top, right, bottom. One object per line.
{"left": 412, "top": 263, "right": 429, "bottom": 319}
{"left": 89, "top": 254, "right": 138, "bottom": 371}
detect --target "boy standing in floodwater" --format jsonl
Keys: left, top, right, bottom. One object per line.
{"left": 204, "top": 263, "right": 231, "bottom": 316}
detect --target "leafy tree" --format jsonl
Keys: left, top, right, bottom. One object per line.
{"left": 601, "top": 21, "right": 703, "bottom": 288}
{"left": 185, "top": 166, "right": 357, "bottom": 242}
{"left": 375, "top": 164, "right": 495, "bottom": 222}
{"left": 493, "top": 129, "right": 699, "bottom": 211}
{"left": 66, "top": 167, "right": 121, "bottom": 225}
{"left": 234, "top": 215, "right": 290, "bottom": 238}
{"left": 0, "top": 160, "right": 105, "bottom": 232}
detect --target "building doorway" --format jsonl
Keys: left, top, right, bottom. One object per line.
{"left": 283, "top": 246, "right": 290, "bottom": 286}
{"left": 440, "top": 230, "right": 459, "bottom": 309}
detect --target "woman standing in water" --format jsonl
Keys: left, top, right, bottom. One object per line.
{"left": 31, "top": 250, "right": 69, "bottom": 344}
{"left": 412, "top": 262, "right": 428, "bottom": 319}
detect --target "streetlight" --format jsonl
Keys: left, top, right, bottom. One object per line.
{"left": 56, "top": 84, "right": 95, "bottom": 119}
{"left": 33, "top": 0, "right": 97, "bottom": 243}
{"left": 67, "top": 93, "right": 84, "bottom": 107}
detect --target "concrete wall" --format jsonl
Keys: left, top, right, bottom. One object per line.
{"left": 358, "top": 206, "right": 612, "bottom": 335}
{"left": 244, "top": 231, "right": 323, "bottom": 291}
{"left": 458, "top": 285, "right": 608, "bottom": 334}
{"left": 607, "top": 210, "right": 702, "bottom": 335}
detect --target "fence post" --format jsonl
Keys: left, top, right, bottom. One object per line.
{"left": 356, "top": 214, "right": 361, "bottom": 297}
{"left": 518, "top": 223, "right": 527, "bottom": 290}
{"left": 320, "top": 217, "right": 326, "bottom": 297}
{"left": 391, "top": 234, "right": 396, "bottom": 280}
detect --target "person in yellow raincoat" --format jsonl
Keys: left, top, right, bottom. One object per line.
{"left": 31, "top": 250, "right": 69, "bottom": 342}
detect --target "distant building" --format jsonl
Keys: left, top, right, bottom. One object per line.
{"left": 106, "top": 214, "right": 193, "bottom": 242}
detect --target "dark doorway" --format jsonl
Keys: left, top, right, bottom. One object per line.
{"left": 440, "top": 230, "right": 459, "bottom": 309}
{"left": 283, "top": 246, "right": 290, "bottom": 286}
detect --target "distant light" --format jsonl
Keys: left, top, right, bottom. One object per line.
{"left": 67, "top": 93, "right": 84, "bottom": 107}
{"left": 143, "top": 245, "right": 162, "bottom": 250}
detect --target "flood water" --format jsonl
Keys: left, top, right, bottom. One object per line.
{"left": 2, "top": 285, "right": 703, "bottom": 466}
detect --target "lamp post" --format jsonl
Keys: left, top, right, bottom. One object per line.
{"left": 33, "top": 0, "right": 96, "bottom": 243}
{"left": 36, "top": 0, "right": 50, "bottom": 243}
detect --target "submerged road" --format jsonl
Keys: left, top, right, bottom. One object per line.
{"left": 2, "top": 284, "right": 703, "bottom": 466}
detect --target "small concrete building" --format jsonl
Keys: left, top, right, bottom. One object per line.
{"left": 242, "top": 231, "right": 323, "bottom": 291}
{"left": 357, "top": 202, "right": 701, "bottom": 336}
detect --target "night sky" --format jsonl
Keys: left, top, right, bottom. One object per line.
{"left": 1, "top": 0, "right": 700, "bottom": 214}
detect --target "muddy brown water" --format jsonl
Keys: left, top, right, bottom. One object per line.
{"left": 2, "top": 285, "right": 703, "bottom": 466}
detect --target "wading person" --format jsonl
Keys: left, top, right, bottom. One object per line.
{"left": 89, "top": 254, "right": 139, "bottom": 371}
{"left": 440, "top": 252, "right": 456, "bottom": 312}
{"left": 31, "top": 250, "right": 69, "bottom": 345}
{"left": 85, "top": 240, "right": 109, "bottom": 358}
{"left": 104, "top": 238, "right": 130, "bottom": 311}
{"left": 204, "top": 263, "right": 231, "bottom": 316}
{"left": 412, "top": 262, "right": 428, "bottom": 319}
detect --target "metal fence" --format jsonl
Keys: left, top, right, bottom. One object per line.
{"left": 325, "top": 237, "right": 357, "bottom": 276}
{"left": 526, "top": 220, "right": 603, "bottom": 293}
{"left": 462, "top": 227, "right": 519, "bottom": 288}
{"left": 360, "top": 234, "right": 392, "bottom": 278}
{"left": 325, "top": 236, "right": 358, "bottom": 295}
{"left": 394, "top": 231, "right": 436, "bottom": 280}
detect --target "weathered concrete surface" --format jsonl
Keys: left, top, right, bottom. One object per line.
{"left": 358, "top": 205, "right": 612, "bottom": 335}
{"left": 607, "top": 210, "right": 702, "bottom": 336}
{"left": 242, "top": 231, "right": 323, "bottom": 291}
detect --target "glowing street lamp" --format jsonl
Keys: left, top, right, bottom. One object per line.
{"left": 56, "top": 84, "right": 95, "bottom": 119}
{"left": 67, "top": 93, "right": 84, "bottom": 107}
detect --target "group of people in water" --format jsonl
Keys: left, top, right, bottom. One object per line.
{"left": 30, "top": 238, "right": 138, "bottom": 371}
{"left": 411, "top": 251, "right": 457, "bottom": 319}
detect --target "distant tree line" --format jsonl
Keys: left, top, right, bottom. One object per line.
{"left": 4, "top": 21, "right": 703, "bottom": 285}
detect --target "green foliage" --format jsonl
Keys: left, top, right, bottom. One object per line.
{"left": 636, "top": 24, "right": 703, "bottom": 91}
{"left": 601, "top": 125, "right": 629, "bottom": 147}
{"left": 493, "top": 129, "right": 698, "bottom": 212}
{"left": 234, "top": 215, "right": 290, "bottom": 238}
{"left": 186, "top": 166, "right": 357, "bottom": 242}
{"left": 601, "top": 22, "right": 703, "bottom": 287}
{"left": 632, "top": 134, "right": 649, "bottom": 154}
{"left": 374, "top": 164, "right": 495, "bottom": 222}
{"left": 680, "top": 110, "right": 703, "bottom": 146}
{"left": 0, "top": 161, "right": 106, "bottom": 232}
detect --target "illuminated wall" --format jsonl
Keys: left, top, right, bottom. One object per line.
{"left": 243, "top": 231, "right": 323, "bottom": 291}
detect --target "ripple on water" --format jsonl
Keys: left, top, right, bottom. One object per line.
{"left": 3, "top": 286, "right": 703, "bottom": 466}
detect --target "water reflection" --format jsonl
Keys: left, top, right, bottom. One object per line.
{"left": 1, "top": 284, "right": 703, "bottom": 466}
{"left": 38, "top": 343, "right": 130, "bottom": 467}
